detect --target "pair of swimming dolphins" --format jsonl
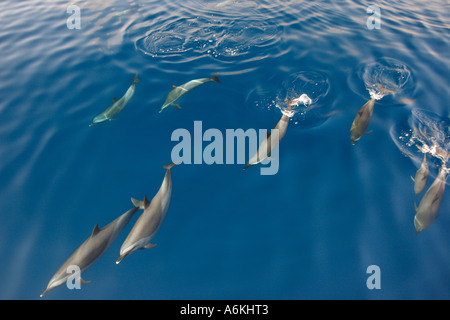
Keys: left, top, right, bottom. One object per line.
{"left": 351, "top": 99, "right": 449, "bottom": 234}
{"left": 89, "top": 73, "right": 220, "bottom": 126}
{"left": 412, "top": 145, "right": 448, "bottom": 234}
{"left": 40, "top": 163, "right": 176, "bottom": 297}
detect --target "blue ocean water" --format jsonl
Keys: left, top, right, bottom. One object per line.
{"left": 0, "top": 0, "right": 449, "bottom": 300}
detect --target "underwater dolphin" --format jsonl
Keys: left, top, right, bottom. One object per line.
{"left": 159, "top": 74, "right": 220, "bottom": 113}
{"left": 116, "top": 163, "right": 176, "bottom": 263}
{"left": 350, "top": 98, "right": 376, "bottom": 145}
{"left": 411, "top": 147, "right": 429, "bottom": 195}
{"left": 414, "top": 163, "right": 448, "bottom": 234}
{"left": 40, "top": 207, "right": 139, "bottom": 297}
{"left": 90, "top": 73, "right": 140, "bottom": 126}
{"left": 243, "top": 103, "right": 291, "bottom": 169}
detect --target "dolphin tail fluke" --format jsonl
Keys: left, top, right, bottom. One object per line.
{"left": 131, "top": 196, "right": 151, "bottom": 209}
{"left": 416, "top": 144, "right": 424, "bottom": 153}
{"left": 163, "top": 162, "right": 178, "bottom": 170}
{"left": 133, "top": 73, "right": 140, "bottom": 84}
{"left": 131, "top": 197, "right": 142, "bottom": 208}
{"left": 211, "top": 73, "right": 220, "bottom": 83}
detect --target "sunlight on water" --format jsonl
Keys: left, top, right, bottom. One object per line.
{"left": 1, "top": 0, "right": 449, "bottom": 300}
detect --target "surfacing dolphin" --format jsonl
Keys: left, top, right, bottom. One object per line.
{"left": 159, "top": 74, "right": 220, "bottom": 113}
{"left": 243, "top": 102, "right": 292, "bottom": 170}
{"left": 40, "top": 207, "right": 139, "bottom": 297}
{"left": 116, "top": 162, "right": 177, "bottom": 264}
{"left": 411, "top": 145, "right": 430, "bottom": 195}
{"left": 414, "top": 162, "right": 448, "bottom": 234}
{"left": 90, "top": 73, "right": 140, "bottom": 126}
{"left": 350, "top": 98, "right": 376, "bottom": 145}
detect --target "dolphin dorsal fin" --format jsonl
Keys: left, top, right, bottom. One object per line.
{"left": 172, "top": 85, "right": 177, "bottom": 89}
{"left": 91, "top": 224, "right": 100, "bottom": 237}
{"left": 144, "top": 195, "right": 151, "bottom": 209}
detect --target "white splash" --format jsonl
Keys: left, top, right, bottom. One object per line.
{"left": 368, "top": 89, "right": 386, "bottom": 100}
{"left": 290, "top": 93, "right": 312, "bottom": 107}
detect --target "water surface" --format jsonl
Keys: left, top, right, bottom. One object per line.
{"left": 0, "top": 0, "right": 449, "bottom": 299}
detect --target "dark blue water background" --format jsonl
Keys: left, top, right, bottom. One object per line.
{"left": 0, "top": 0, "right": 449, "bottom": 299}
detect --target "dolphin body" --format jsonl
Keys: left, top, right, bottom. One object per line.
{"left": 414, "top": 163, "right": 448, "bottom": 234}
{"left": 350, "top": 98, "right": 376, "bottom": 145}
{"left": 159, "top": 74, "right": 220, "bottom": 113}
{"left": 243, "top": 104, "right": 291, "bottom": 170}
{"left": 90, "top": 73, "right": 140, "bottom": 126}
{"left": 411, "top": 152, "right": 429, "bottom": 195}
{"left": 116, "top": 163, "right": 176, "bottom": 264}
{"left": 40, "top": 207, "right": 139, "bottom": 297}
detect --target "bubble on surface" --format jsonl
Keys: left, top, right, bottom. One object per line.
{"left": 135, "top": 14, "right": 281, "bottom": 62}
{"left": 362, "top": 58, "right": 411, "bottom": 100}
{"left": 274, "top": 71, "right": 333, "bottom": 129}
{"left": 390, "top": 108, "right": 450, "bottom": 173}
